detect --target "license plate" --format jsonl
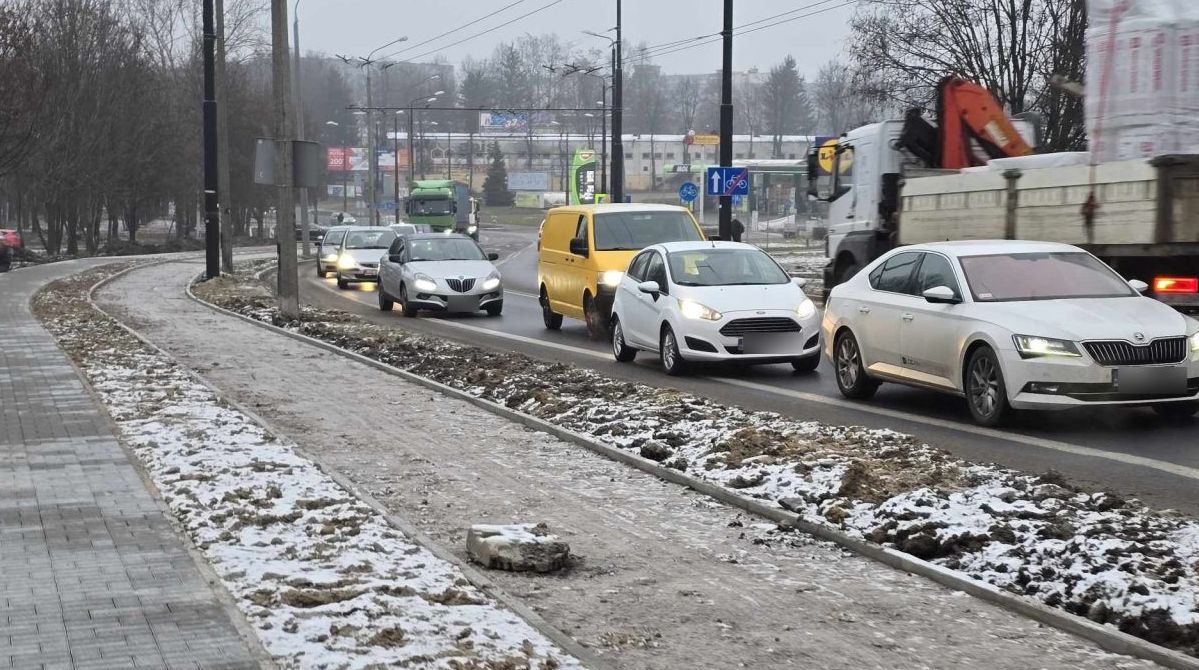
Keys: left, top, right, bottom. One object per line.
{"left": 361, "top": 268, "right": 377, "bottom": 276}
{"left": 740, "top": 332, "right": 801, "bottom": 354}
{"left": 1116, "top": 366, "right": 1187, "bottom": 394}
{"left": 447, "top": 295, "right": 480, "bottom": 312}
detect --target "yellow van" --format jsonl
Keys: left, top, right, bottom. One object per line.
{"left": 538, "top": 203, "right": 705, "bottom": 337}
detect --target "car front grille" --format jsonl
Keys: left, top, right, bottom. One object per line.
{"left": 360, "top": 262, "right": 379, "bottom": 269}
{"left": 719, "top": 317, "right": 801, "bottom": 337}
{"left": 1083, "top": 337, "right": 1187, "bottom": 366}
{"left": 446, "top": 277, "right": 476, "bottom": 293}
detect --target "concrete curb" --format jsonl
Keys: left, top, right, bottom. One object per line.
{"left": 90, "top": 264, "right": 609, "bottom": 670}
{"left": 185, "top": 266, "right": 1199, "bottom": 670}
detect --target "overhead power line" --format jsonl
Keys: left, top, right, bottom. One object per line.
{"left": 628, "top": 0, "right": 856, "bottom": 66}
{"left": 387, "top": 0, "right": 567, "bottom": 65}
{"left": 378, "top": 0, "right": 530, "bottom": 62}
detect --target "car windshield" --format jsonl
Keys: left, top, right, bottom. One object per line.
{"left": 593, "top": 211, "right": 703, "bottom": 251}
{"left": 668, "top": 248, "right": 789, "bottom": 286}
{"left": 958, "top": 252, "right": 1135, "bottom": 301}
{"left": 412, "top": 199, "right": 452, "bottom": 215}
{"left": 343, "top": 230, "right": 395, "bottom": 249}
{"left": 392, "top": 225, "right": 416, "bottom": 235}
{"left": 407, "top": 238, "right": 486, "bottom": 262}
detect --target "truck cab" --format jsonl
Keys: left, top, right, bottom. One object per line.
{"left": 405, "top": 180, "right": 479, "bottom": 240}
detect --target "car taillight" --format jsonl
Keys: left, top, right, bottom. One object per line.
{"left": 1153, "top": 276, "right": 1199, "bottom": 294}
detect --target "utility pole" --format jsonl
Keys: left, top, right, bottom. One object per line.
{"left": 365, "top": 66, "right": 377, "bottom": 225}
{"left": 293, "top": 0, "right": 310, "bottom": 254}
{"left": 718, "top": 0, "right": 733, "bottom": 241}
{"left": 202, "top": 0, "right": 220, "bottom": 279}
{"left": 408, "top": 108, "right": 416, "bottom": 187}
{"left": 271, "top": 0, "right": 299, "bottom": 319}
{"left": 600, "top": 88, "right": 607, "bottom": 197}
{"left": 610, "top": 0, "right": 625, "bottom": 203}
{"left": 393, "top": 112, "right": 401, "bottom": 223}
{"left": 215, "top": 0, "right": 233, "bottom": 273}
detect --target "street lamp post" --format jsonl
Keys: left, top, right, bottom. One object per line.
{"left": 583, "top": 3, "right": 623, "bottom": 203}
{"left": 401, "top": 74, "right": 442, "bottom": 185}
{"left": 393, "top": 111, "right": 403, "bottom": 223}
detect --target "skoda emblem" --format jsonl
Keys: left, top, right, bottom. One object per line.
{"left": 756, "top": 310, "right": 766, "bottom": 315}
{"left": 1133, "top": 332, "right": 1145, "bottom": 342}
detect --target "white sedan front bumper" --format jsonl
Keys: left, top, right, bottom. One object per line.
{"left": 1000, "top": 346, "right": 1199, "bottom": 410}
{"left": 673, "top": 309, "right": 821, "bottom": 363}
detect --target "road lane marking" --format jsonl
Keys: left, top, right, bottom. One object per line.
{"left": 307, "top": 276, "right": 1199, "bottom": 482}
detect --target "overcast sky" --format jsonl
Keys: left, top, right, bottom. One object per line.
{"left": 298, "top": 0, "right": 856, "bottom": 80}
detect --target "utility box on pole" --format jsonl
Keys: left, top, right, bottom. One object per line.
{"left": 254, "top": 139, "right": 324, "bottom": 188}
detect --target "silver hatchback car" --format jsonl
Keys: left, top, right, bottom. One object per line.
{"left": 377, "top": 233, "right": 503, "bottom": 317}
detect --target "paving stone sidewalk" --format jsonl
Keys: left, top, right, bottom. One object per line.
{"left": 0, "top": 261, "right": 264, "bottom": 670}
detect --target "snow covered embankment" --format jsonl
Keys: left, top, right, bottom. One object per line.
{"left": 35, "top": 267, "right": 579, "bottom": 670}
{"left": 197, "top": 273, "right": 1199, "bottom": 659}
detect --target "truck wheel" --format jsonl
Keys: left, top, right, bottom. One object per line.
{"left": 540, "top": 288, "right": 562, "bottom": 330}
{"left": 837, "top": 262, "right": 862, "bottom": 285}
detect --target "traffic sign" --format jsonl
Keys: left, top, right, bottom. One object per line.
{"left": 380, "top": 201, "right": 396, "bottom": 210}
{"left": 678, "top": 182, "right": 698, "bottom": 203}
{"left": 705, "top": 166, "right": 749, "bottom": 197}
{"left": 732, "top": 194, "right": 744, "bottom": 208}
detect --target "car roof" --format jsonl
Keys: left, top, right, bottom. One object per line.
{"left": 403, "top": 233, "right": 473, "bottom": 241}
{"left": 903, "top": 240, "right": 1084, "bottom": 257}
{"left": 341, "top": 225, "right": 392, "bottom": 232}
{"left": 324, "top": 225, "right": 353, "bottom": 232}
{"left": 547, "top": 203, "right": 690, "bottom": 214}
{"left": 654, "top": 240, "right": 759, "bottom": 253}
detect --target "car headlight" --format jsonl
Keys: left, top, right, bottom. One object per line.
{"left": 481, "top": 274, "right": 501, "bottom": 292}
{"left": 796, "top": 298, "right": 817, "bottom": 319}
{"left": 599, "top": 270, "right": 624, "bottom": 288}
{"left": 337, "top": 255, "right": 357, "bottom": 270}
{"left": 467, "top": 225, "right": 478, "bottom": 235}
{"left": 678, "top": 299, "right": 722, "bottom": 321}
{"left": 1189, "top": 331, "right": 1199, "bottom": 356}
{"left": 1012, "top": 335, "right": 1081, "bottom": 359}
{"left": 413, "top": 274, "right": 438, "bottom": 292}
{"left": 322, "top": 253, "right": 338, "bottom": 262}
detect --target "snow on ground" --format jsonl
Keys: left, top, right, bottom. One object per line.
{"left": 33, "top": 267, "right": 580, "bottom": 670}
{"left": 195, "top": 268, "right": 1199, "bottom": 659}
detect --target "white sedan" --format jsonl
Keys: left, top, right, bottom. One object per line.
{"left": 822, "top": 240, "right": 1199, "bottom": 426}
{"left": 610, "top": 241, "right": 821, "bottom": 375}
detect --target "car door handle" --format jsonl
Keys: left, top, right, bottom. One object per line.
{"left": 902, "top": 313, "right": 915, "bottom": 321}
{"left": 858, "top": 306, "right": 871, "bottom": 314}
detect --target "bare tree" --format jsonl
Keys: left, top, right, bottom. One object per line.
{"left": 811, "top": 59, "right": 883, "bottom": 135}
{"left": 760, "top": 55, "right": 812, "bottom": 158}
{"left": 847, "top": 0, "right": 1084, "bottom": 150}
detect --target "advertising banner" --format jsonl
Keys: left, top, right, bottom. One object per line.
{"left": 508, "top": 171, "right": 550, "bottom": 191}
{"left": 570, "top": 149, "right": 597, "bottom": 205}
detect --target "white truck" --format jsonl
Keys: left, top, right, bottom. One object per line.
{"left": 813, "top": 120, "right": 1199, "bottom": 312}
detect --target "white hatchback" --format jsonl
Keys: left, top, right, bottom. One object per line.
{"left": 822, "top": 240, "right": 1199, "bottom": 426}
{"left": 610, "top": 241, "right": 821, "bottom": 375}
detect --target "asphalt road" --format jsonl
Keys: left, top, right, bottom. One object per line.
{"left": 294, "top": 225, "right": 1199, "bottom": 515}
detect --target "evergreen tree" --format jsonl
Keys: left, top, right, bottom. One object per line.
{"left": 482, "top": 141, "right": 514, "bottom": 206}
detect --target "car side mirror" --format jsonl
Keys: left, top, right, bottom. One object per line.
{"left": 487, "top": 252, "right": 499, "bottom": 261}
{"left": 1129, "top": 279, "right": 1149, "bottom": 293}
{"left": 637, "top": 280, "right": 661, "bottom": 297}
{"left": 569, "top": 237, "right": 589, "bottom": 257}
{"left": 922, "top": 285, "right": 960, "bottom": 304}
{"left": 792, "top": 277, "right": 808, "bottom": 288}
{"left": 389, "top": 254, "right": 403, "bottom": 263}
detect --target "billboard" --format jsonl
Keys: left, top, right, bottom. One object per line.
{"left": 478, "top": 111, "right": 555, "bottom": 133}
{"left": 508, "top": 171, "right": 550, "bottom": 191}
{"left": 570, "top": 149, "right": 597, "bottom": 205}
{"left": 327, "top": 147, "right": 409, "bottom": 171}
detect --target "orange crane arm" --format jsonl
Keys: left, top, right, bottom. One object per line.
{"left": 937, "top": 76, "right": 1033, "bottom": 169}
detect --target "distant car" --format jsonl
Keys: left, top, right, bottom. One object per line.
{"left": 0, "top": 229, "right": 22, "bottom": 248}
{"left": 390, "top": 223, "right": 434, "bottom": 237}
{"left": 823, "top": 240, "right": 1199, "bottom": 426}
{"left": 295, "top": 224, "right": 329, "bottom": 242}
{"left": 333, "top": 226, "right": 395, "bottom": 289}
{"left": 610, "top": 241, "right": 821, "bottom": 375}
{"left": 316, "top": 225, "right": 352, "bottom": 278}
{"left": 378, "top": 233, "right": 503, "bottom": 317}
{"left": 330, "top": 212, "right": 357, "bottom": 226}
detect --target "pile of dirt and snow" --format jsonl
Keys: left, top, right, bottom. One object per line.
{"left": 195, "top": 274, "right": 1199, "bottom": 659}
{"left": 34, "top": 267, "right": 579, "bottom": 670}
